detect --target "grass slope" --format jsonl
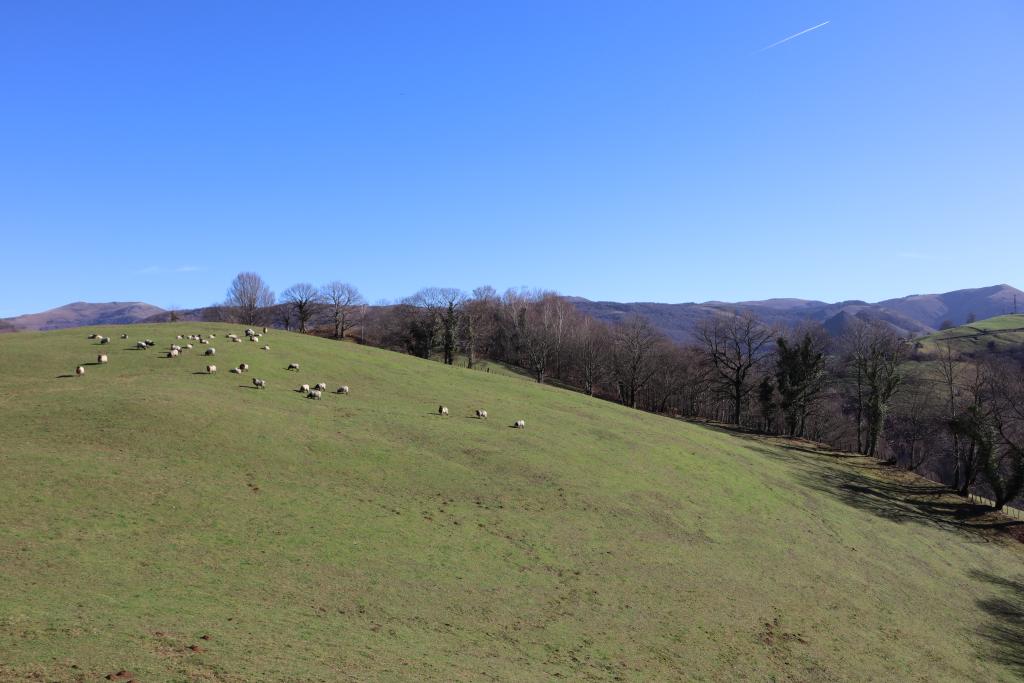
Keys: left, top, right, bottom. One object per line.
{"left": 917, "top": 314, "right": 1024, "bottom": 354}
{"left": 1, "top": 324, "right": 1023, "bottom": 681}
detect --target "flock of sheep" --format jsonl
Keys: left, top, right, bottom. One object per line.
{"left": 74, "top": 327, "right": 527, "bottom": 427}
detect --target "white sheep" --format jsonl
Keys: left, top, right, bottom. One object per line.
{"left": 252, "top": 378, "right": 266, "bottom": 389}
{"left": 120, "top": 333, "right": 128, "bottom": 339}
{"left": 238, "top": 363, "right": 249, "bottom": 372}
{"left": 263, "top": 327, "right": 268, "bottom": 333}
{"left": 200, "top": 339, "right": 209, "bottom": 344}
{"left": 287, "top": 363, "right": 300, "bottom": 371}
{"left": 97, "top": 354, "right": 108, "bottom": 364}
{"left": 136, "top": 341, "right": 147, "bottom": 350}
{"left": 476, "top": 409, "right": 488, "bottom": 419}
{"left": 168, "top": 349, "right": 179, "bottom": 358}
{"left": 205, "top": 348, "right": 216, "bottom": 356}
{"left": 251, "top": 336, "right": 259, "bottom": 343}
{"left": 245, "top": 328, "right": 255, "bottom": 337}
{"left": 233, "top": 337, "right": 242, "bottom": 343}
{"left": 300, "top": 383, "right": 311, "bottom": 393}
{"left": 308, "top": 389, "right": 323, "bottom": 400}
{"left": 145, "top": 339, "right": 155, "bottom": 346}
{"left": 206, "top": 364, "right": 217, "bottom": 374}
{"left": 176, "top": 335, "right": 183, "bottom": 340}
{"left": 314, "top": 382, "right": 326, "bottom": 391}
{"left": 439, "top": 405, "right": 449, "bottom": 416}
{"left": 75, "top": 365, "right": 85, "bottom": 376}
{"left": 262, "top": 345, "right": 270, "bottom": 351}
{"left": 186, "top": 343, "right": 193, "bottom": 350}
{"left": 513, "top": 419, "right": 525, "bottom": 429}
{"left": 88, "top": 333, "right": 98, "bottom": 339}
{"left": 99, "top": 336, "right": 110, "bottom": 344}
{"left": 336, "top": 385, "right": 350, "bottom": 394}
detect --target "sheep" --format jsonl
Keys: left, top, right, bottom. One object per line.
{"left": 120, "top": 333, "right": 128, "bottom": 339}
{"left": 252, "top": 377, "right": 266, "bottom": 389}
{"left": 206, "top": 364, "right": 217, "bottom": 374}
{"left": 263, "top": 327, "right": 268, "bottom": 334}
{"left": 299, "top": 383, "right": 311, "bottom": 393}
{"left": 314, "top": 382, "right": 326, "bottom": 391}
{"left": 100, "top": 336, "right": 110, "bottom": 344}
{"left": 476, "top": 409, "right": 488, "bottom": 419}
{"left": 145, "top": 339, "right": 155, "bottom": 346}
{"left": 262, "top": 345, "right": 270, "bottom": 351}
{"left": 97, "top": 354, "right": 108, "bottom": 364}
{"left": 336, "top": 385, "right": 350, "bottom": 394}
{"left": 513, "top": 419, "right": 526, "bottom": 429}
{"left": 176, "top": 334, "right": 183, "bottom": 340}
{"left": 251, "top": 336, "right": 259, "bottom": 343}
{"left": 168, "top": 349, "right": 179, "bottom": 358}
{"left": 136, "top": 341, "right": 148, "bottom": 350}
{"left": 233, "top": 337, "right": 242, "bottom": 343}
{"left": 88, "top": 333, "right": 98, "bottom": 339}
{"left": 186, "top": 343, "right": 193, "bottom": 350}
{"left": 287, "top": 363, "right": 300, "bottom": 371}
{"left": 204, "top": 348, "right": 216, "bottom": 356}
{"left": 245, "top": 328, "right": 255, "bottom": 337}
{"left": 308, "top": 389, "right": 323, "bottom": 400}
{"left": 438, "top": 405, "right": 449, "bottom": 416}
{"left": 238, "top": 363, "right": 249, "bottom": 372}
{"left": 75, "top": 365, "right": 85, "bottom": 376}
{"left": 200, "top": 339, "right": 209, "bottom": 344}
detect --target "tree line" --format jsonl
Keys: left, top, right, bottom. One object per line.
{"left": 215, "top": 272, "right": 1024, "bottom": 510}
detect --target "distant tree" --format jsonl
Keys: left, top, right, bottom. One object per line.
{"left": 758, "top": 376, "right": 778, "bottom": 434}
{"left": 966, "top": 311, "right": 977, "bottom": 324}
{"left": 611, "top": 315, "right": 663, "bottom": 408}
{"left": 570, "top": 316, "right": 612, "bottom": 396}
{"left": 839, "top": 321, "right": 907, "bottom": 457}
{"left": 940, "top": 319, "right": 955, "bottom": 330}
{"left": 461, "top": 286, "right": 499, "bottom": 368}
{"left": 696, "top": 312, "right": 773, "bottom": 425}
{"left": 225, "top": 272, "right": 275, "bottom": 325}
{"left": 321, "top": 281, "right": 365, "bottom": 340}
{"left": 281, "top": 283, "right": 322, "bottom": 333}
{"left": 775, "top": 331, "right": 828, "bottom": 437}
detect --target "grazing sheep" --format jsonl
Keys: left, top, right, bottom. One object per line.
{"left": 287, "top": 363, "right": 300, "bottom": 371}
{"left": 238, "top": 363, "right": 249, "bottom": 372}
{"left": 336, "top": 385, "right": 350, "bottom": 394}
{"left": 75, "top": 365, "right": 85, "bottom": 376}
{"left": 100, "top": 336, "right": 110, "bottom": 344}
{"left": 88, "top": 334, "right": 98, "bottom": 339}
{"left": 262, "top": 345, "right": 270, "bottom": 351}
{"left": 314, "top": 382, "right": 326, "bottom": 391}
{"left": 186, "top": 343, "right": 193, "bottom": 350}
{"left": 233, "top": 337, "right": 242, "bottom": 343}
{"left": 308, "top": 389, "right": 323, "bottom": 400}
{"left": 263, "top": 327, "right": 268, "bottom": 333}
{"left": 438, "top": 405, "right": 449, "bottom": 416}
{"left": 177, "top": 335, "right": 183, "bottom": 340}
{"left": 168, "top": 349, "right": 179, "bottom": 358}
{"left": 205, "top": 348, "right": 216, "bottom": 356}
{"left": 251, "top": 336, "right": 259, "bottom": 342}
{"left": 120, "top": 333, "right": 128, "bottom": 339}
{"left": 299, "top": 383, "right": 311, "bottom": 393}
{"left": 97, "top": 354, "right": 108, "bottom": 364}
{"left": 245, "top": 328, "right": 255, "bottom": 337}
{"left": 145, "top": 339, "right": 155, "bottom": 346}
{"left": 513, "top": 419, "right": 526, "bottom": 429}
{"left": 137, "top": 341, "right": 148, "bottom": 350}
{"left": 206, "top": 364, "right": 217, "bottom": 374}
{"left": 200, "top": 339, "right": 209, "bottom": 344}
{"left": 230, "top": 367, "right": 241, "bottom": 374}
{"left": 252, "top": 378, "right": 266, "bottom": 389}
{"left": 476, "top": 409, "right": 488, "bottom": 419}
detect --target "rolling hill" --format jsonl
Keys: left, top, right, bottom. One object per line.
{"left": 575, "top": 284, "right": 1024, "bottom": 342}
{"left": 1, "top": 324, "right": 1023, "bottom": 680}
{"left": 0, "top": 301, "right": 166, "bottom": 332}
{"left": 916, "top": 313, "right": 1024, "bottom": 355}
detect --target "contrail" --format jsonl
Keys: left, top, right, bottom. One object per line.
{"left": 758, "top": 20, "right": 830, "bottom": 52}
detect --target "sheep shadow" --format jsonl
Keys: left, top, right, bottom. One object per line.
{"left": 970, "top": 570, "right": 1024, "bottom": 676}
{"left": 191, "top": 371, "right": 212, "bottom": 375}
{"left": 55, "top": 374, "right": 75, "bottom": 379}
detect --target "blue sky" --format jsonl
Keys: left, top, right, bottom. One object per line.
{"left": 1, "top": 1, "right": 1022, "bottom": 317}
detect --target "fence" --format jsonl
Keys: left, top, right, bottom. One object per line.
{"left": 966, "top": 492, "right": 1024, "bottom": 521}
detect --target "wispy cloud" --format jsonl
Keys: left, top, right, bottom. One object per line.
{"left": 135, "top": 265, "right": 204, "bottom": 275}
{"left": 758, "top": 20, "right": 830, "bottom": 52}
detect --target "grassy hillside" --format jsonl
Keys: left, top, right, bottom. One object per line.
{"left": 1, "top": 324, "right": 1023, "bottom": 681}
{"left": 917, "top": 313, "right": 1024, "bottom": 354}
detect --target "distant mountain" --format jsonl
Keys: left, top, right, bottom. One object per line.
{"left": 573, "top": 284, "right": 1024, "bottom": 343}
{"left": 0, "top": 301, "right": 167, "bottom": 332}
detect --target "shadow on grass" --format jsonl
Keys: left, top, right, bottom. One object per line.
{"left": 55, "top": 374, "right": 75, "bottom": 379}
{"left": 712, "top": 426, "right": 1020, "bottom": 537}
{"left": 970, "top": 570, "right": 1024, "bottom": 676}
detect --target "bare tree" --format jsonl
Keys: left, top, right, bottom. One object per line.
{"left": 321, "top": 281, "right": 365, "bottom": 340}
{"left": 225, "top": 272, "right": 275, "bottom": 325}
{"left": 696, "top": 312, "right": 773, "bottom": 425}
{"left": 281, "top": 283, "right": 322, "bottom": 333}
{"left": 839, "top": 321, "right": 907, "bottom": 458}
{"left": 611, "top": 315, "right": 663, "bottom": 409}
{"left": 462, "top": 286, "right": 499, "bottom": 368}
{"left": 569, "top": 316, "right": 611, "bottom": 396}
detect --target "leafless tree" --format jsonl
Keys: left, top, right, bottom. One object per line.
{"left": 838, "top": 321, "right": 907, "bottom": 458}
{"left": 321, "top": 281, "right": 365, "bottom": 340}
{"left": 281, "top": 283, "right": 322, "bottom": 333}
{"left": 225, "top": 272, "right": 275, "bottom": 325}
{"left": 462, "top": 286, "right": 499, "bottom": 368}
{"left": 612, "top": 315, "right": 663, "bottom": 409}
{"left": 696, "top": 312, "right": 773, "bottom": 425}
{"left": 569, "top": 316, "right": 611, "bottom": 396}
